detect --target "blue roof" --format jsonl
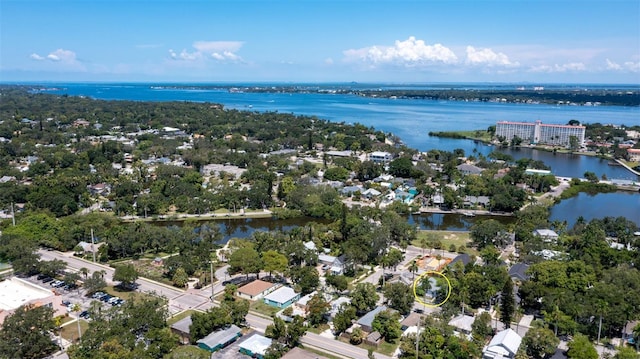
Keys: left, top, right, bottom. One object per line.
{"left": 357, "top": 305, "right": 387, "bottom": 328}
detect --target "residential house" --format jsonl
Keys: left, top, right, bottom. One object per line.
{"left": 368, "top": 151, "right": 393, "bottom": 164}
{"left": 328, "top": 297, "right": 351, "bottom": 319}
{"left": 357, "top": 305, "right": 388, "bottom": 333}
{"left": 457, "top": 164, "right": 484, "bottom": 175}
{"left": 341, "top": 185, "right": 363, "bottom": 196}
{"left": 622, "top": 320, "right": 639, "bottom": 345}
{"left": 448, "top": 253, "right": 472, "bottom": 268}
{"left": 170, "top": 316, "right": 193, "bottom": 344}
{"left": 508, "top": 263, "right": 530, "bottom": 282}
{"left": 75, "top": 241, "right": 103, "bottom": 255}
{"left": 294, "top": 292, "right": 316, "bottom": 313}
{"left": 263, "top": 287, "right": 300, "bottom": 308}
{"left": 627, "top": 148, "right": 640, "bottom": 162}
{"left": 365, "top": 331, "right": 383, "bottom": 347}
{"left": 448, "top": 314, "right": 475, "bottom": 337}
{"left": 318, "top": 254, "right": 345, "bottom": 275}
{"left": 533, "top": 229, "right": 559, "bottom": 243}
{"left": 483, "top": 328, "right": 522, "bottom": 359}
{"left": 362, "top": 188, "right": 381, "bottom": 199}
{"left": 238, "top": 334, "right": 272, "bottom": 359}
{"left": 237, "top": 279, "right": 279, "bottom": 301}
{"left": 463, "top": 195, "right": 490, "bottom": 208}
{"left": 196, "top": 325, "right": 242, "bottom": 352}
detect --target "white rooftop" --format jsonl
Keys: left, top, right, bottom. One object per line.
{"left": 0, "top": 277, "right": 53, "bottom": 311}
{"left": 239, "top": 334, "right": 272, "bottom": 355}
{"left": 264, "top": 287, "right": 299, "bottom": 304}
{"left": 484, "top": 328, "right": 522, "bottom": 357}
{"left": 448, "top": 314, "right": 475, "bottom": 332}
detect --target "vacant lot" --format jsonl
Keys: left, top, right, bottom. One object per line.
{"left": 413, "top": 230, "right": 476, "bottom": 255}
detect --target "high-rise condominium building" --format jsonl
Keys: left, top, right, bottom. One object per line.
{"left": 495, "top": 120, "right": 585, "bottom": 147}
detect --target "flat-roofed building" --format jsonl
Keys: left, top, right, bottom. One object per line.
{"left": 196, "top": 324, "right": 242, "bottom": 352}
{"left": 496, "top": 120, "right": 585, "bottom": 147}
{"left": 0, "top": 277, "right": 65, "bottom": 324}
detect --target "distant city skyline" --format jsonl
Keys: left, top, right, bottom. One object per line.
{"left": 1, "top": 0, "right": 639, "bottom": 83}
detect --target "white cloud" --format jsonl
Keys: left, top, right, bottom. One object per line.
{"left": 30, "top": 53, "right": 45, "bottom": 61}
{"left": 606, "top": 59, "right": 623, "bottom": 70}
{"left": 343, "top": 36, "right": 458, "bottom": 67}
{"left": 324, "top": 57, "right": 334, "bottom": 65}
{"left": 465, "top": 46, "right": 519, "bottom": 67}
{"left": 47, "top": 49, "right": 77, "bottom": 62}
{"left": 529, "top": 62, "right": 587, "bottom": 73}
{"left": 606, "top": 59, "right": 640, "bottom": 72}
{"left": 169, "top": 41, "right": 244, "bottom": 63}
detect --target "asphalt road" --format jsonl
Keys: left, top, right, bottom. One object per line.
{"left": 37, "top": 250, "right": 393, "bottom": 359}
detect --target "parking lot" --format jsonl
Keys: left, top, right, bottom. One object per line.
{"left": 22, "top": 273, "right": 125, "bottom": 321}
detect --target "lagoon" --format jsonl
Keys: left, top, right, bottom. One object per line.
{"left": 549, "top": 191, "right": 640, "bottom": 228}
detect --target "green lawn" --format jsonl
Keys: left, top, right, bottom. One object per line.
{"left": 307, "top": 323, "right": 330, "bottom": 334}
{"left": 337, "top": 336, "right": 399, "bottom": 357}
{"left": 164, "top": 345, "right": 211, "bottom": 359}
{"left": 104, "top": 285, "right": 155, "bottom": 302}
{"left": 414, "top": 230, "right": 476, "bottom": 255}
{"left": 249, "top": 300, "right": 281, "bottom": 317}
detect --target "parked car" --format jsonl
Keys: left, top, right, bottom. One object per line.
{"left": 50, "top": 280, "right": 64, "bottom": 287}
{"left": 36, "top": 273, "right": 48, "bottom": 280}
{"left": 100, "top": 294, "right": 112, "bottom": 302}
{"left": 62, "top": 300, "right": 71, "bottom": 307}
{"left": 107, "top": 296, "right": 120, "bottom": 305}
{"left": 112, "top": 299, "right": 125, "bottom": 306}
{"left": 41, "top": 277, "right": 54, "bottom": 283}
{"left": 79, "top": 311, "right": 90, "bottom": 319}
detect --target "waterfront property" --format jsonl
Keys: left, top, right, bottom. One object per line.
{"left": 495, "top": 120, "right": 585, "bottom": 147}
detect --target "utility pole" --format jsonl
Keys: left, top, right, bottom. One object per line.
{"left": 210, "top": 260, "right": 215, "bottom": 301}
{"left": 91, "top": 228, "right": 96, "bottom": 263}
{"left": 11, "top": 202, "right": 15, "bottom": 226}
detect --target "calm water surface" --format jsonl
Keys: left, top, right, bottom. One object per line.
{"left": 42, "top": 83, "right": 640, "bottom": 226}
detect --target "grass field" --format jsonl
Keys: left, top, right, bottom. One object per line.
{"left": 60, "top": 319, "right": 90, "bottom": 343}
{"left": 413, "top": 230, "right": 476, "bottom": 255}
{"left": 249, "top": 300, "right": 280, "bottom": 317}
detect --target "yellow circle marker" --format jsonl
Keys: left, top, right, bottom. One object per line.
{"left": 412, "top": 271, "right": 452, "bottom": 308}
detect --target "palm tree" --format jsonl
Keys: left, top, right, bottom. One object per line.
{"left": 350, "top": 327, "right": 364, "bottom": 345}
{"left": 72, "top": 303, "right": 82, "bottom": 341}
{"left": 409, "top": 260, "right": 419, "bottom": 280}
{"left": 79, "top": 267, "right": 89, "bottom": 280}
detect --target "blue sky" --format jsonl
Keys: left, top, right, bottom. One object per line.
{"left": 1, "top": 0, "right": 639, "bottom": 83}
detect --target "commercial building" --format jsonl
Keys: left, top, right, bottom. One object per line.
{"left": 0, "top": 277, "right": 65, "bottom": 324}
{"left": 196, "top": 324, "right": 242, "bottom": 352}
{"left": 495, "top": 120, "right": 585, "bottom": 147}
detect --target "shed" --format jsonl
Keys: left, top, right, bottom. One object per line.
{"left": 196, "top": 324, "right": 242, "bottom": 352}
{"left": 239, "top": 334, "right": 272, "bottom": 359}
{"left": 263, "top": 287, "right": 300, "bottom": 308}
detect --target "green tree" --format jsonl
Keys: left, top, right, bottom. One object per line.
{"left": 306, "top": 293, "right": 330, "bottom": 327}
{"left": 470, "top": 219, "right": 509, "bottom": 249}
{"left": 383, "top": 282, "right": 414, "bottom": 315}
{"left": 0, "top": 305, "right": 57, "bottom": 359}
{"left": 189, "top": 307, "right": 231, "bottom": 343}
{"left": 262, "top": 250, "right": 288, "bottom": 278}
{"left": 172, "top": 267, "right": 189, "bottom": 288}
{"left": 389, "top": 157, "right": 413, "bottom": 178}
{"left": 471, "top": 312, "right": 493, "bottom": 342}
{"left": 333, "top": 304, "right": 357, "bottom": 334}
{"left": 350, "top": 327, "right": 365, "bottom": 345}
{"left": 521, "top": 327, "right": 559, "bottom": 359}
{"left": 500, "top": 277, "right": 515, "bottom": 327}
{"left": 83, "top": 270, "right": 107, "bottom": 295}
{"left": 614, "top": 347, "right": 640, "bottom": 359}
{"left": 113, "top": 263, "right": 138, "bottom": 289}
{"left": 567, "top": 334, "right": 598, "bottom": 359}
{"left": 228, "top": 246, "right": 263, "bottom": 279}
{"left": 350, "top": 282, "right": 379, "bottom": 314}
{"left": 372, "top": 309, "right": 402, "bottom": 343}
{"left": 326, "top": 274, "right": 349, "bottom": 292}
{"left": 290, "top": 266, "right": 319, "bottom": 295}
{"left": 584, "top": 171, "right": 599, "bottom": 183}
